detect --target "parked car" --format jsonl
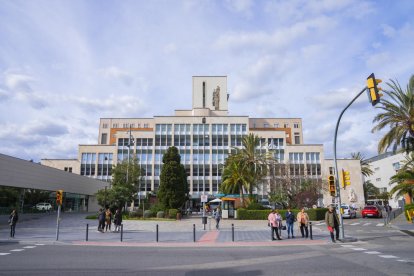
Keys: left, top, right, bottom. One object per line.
{"left": 341, "top": 204, "right": 357, "bottom": 219}
{"left": 361, "top": 205, "right": 382, "bottom": 218}
{"left": 36, "top": 202, "right": 52, "bottom": 211}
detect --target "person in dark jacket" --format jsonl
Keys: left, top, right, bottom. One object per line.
{"left": 285, "top": 208, "right": 296, "bottom": 239}
{"left": 114, "top": 209, "right": 122, "bottom": 232}
{"left": 325, "top": 206, "right": 340, "bottom": 242}
{"left": 9, "top": 209, "right": 18, "bottom": 238}
{"left": 98, "top": 208, "right": 106, "bottom": 232}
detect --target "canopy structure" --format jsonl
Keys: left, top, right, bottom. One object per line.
{"left": 221, "top": 197, "right": 236, "bottom": 201}
{"left": 209, "top": 198, "right": 222, "bottom": 203}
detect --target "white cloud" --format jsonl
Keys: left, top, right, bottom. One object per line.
{"left": 99, "top": 66, "right": 134, "bottom": 86}
{"left": 224, "top": 0, "right": 254, "bottom": 18}
{"left": 381, "top": 24, "right": 396, "bottom": 38}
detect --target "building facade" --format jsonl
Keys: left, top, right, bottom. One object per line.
{"left": 365, "top": 152, "right": 407, "bottom": 208}
{"left": 42, "top": 76, "right": 365, "bottom": 208}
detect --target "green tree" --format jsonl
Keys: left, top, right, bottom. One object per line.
{"left": 351, "top": 152, "right": 373, "bottom": 177}
{"left": 389, "top": 169, "right": 414, "bottom": 204}
{"left": 372, "top": 75, "right": 414, "bottom": 153}
{"left": 96, "top": 156, "right": 142, "bottom": 210}
{"left": 363, "top": 180, "right": 379, "bottom": 201}
{"left": 157, "top": 146, "right": 189, "bottom": 209}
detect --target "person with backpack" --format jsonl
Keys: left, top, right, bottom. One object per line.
{"left": 285, "top": 208, "right": 296, "bottom": 239}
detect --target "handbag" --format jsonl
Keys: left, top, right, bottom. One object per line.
{"left": 282, "top": 225, "right": 287, "bottom": 230}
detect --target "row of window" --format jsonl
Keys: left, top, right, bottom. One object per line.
{"left": 253, "top": 122, "right": 300, "bottom": 128}
{"left": 104, "top": 123, "right": 150, "bottom": 129}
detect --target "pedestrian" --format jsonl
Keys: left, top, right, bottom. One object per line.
{"left": 8, "top": 209, "right": 18, "bottom": 238}
{"left": 113, "top": 209, "right": 122, "bottom": 232}
{"left": 214, "top": 206, "right": 222, "bottom": 230}
{"left": 105, "top": 208, "right": 112, "bottom": 232}
{"left": 268, "top": 210, "right": 282, "bottom": 240}
{"left": 297, "top": 208, "right": 309, "bottom": 238}
{"left": 274, "top": 210, "right": 283, "bottom": 238}
{"left": 98, "top": 208, "right": 105, "bottom": 232}
{"left": 325, "top": 205, "right": 340, "bottom": 242}
{"left": 285, "top": 208, "right": 296, "bottom": 239}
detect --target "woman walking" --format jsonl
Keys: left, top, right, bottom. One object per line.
{"left": 325, "top": 206, "right": 340, "bottom": 242}
{"left": 114, "top": 209, "right": 122, "bottom": 232}
{"left": 9, "top": 209, "right": 18, "bottom": 238}
{"left": 105, "top": 208, "right": 112, "bottom": 232}
{"left": 297, "top": 208, "right": 309, "bottom": 238}
{"left": 214, "top": 206, "right": 222, "bottom": 230}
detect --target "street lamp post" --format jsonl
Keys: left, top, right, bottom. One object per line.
{"left": 333, "top": 87, "right": 367, "bottom": 240}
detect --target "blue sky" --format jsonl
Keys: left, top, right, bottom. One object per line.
{"left": 0, "top": 0, "right": 413, "bottom": 162}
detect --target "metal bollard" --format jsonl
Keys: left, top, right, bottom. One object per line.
{"left": 232, "top": 224, "right": 234, "bottom": 242}
{"left": 309, "top": 222, "right": 313, "bottom": 240}
{"left": 86, "top": 224, "right": 89, "bottom": 241}
{"left": 156, "top": 224, "right": 159, "bottom": 242}
{"left": 120, "top": 224, "right": 123, "bottom": 242}
{"left": 193, "top": 224, "right": 196, "bottom": 242}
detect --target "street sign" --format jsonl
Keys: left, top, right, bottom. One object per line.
{"left": 201, "top": 194, "right": 208, "bottom": 203}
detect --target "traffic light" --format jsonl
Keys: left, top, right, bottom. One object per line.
{"left": 328, "top": 175, "right": 336, "bottom": 196}
{"left": 366, "top": 73, "right": 382, "bottom": 106}
{"left": 56, "top": 190, "right": 63, "bottom": 205}
{"left": 341, "top": 169, "right": 351, "bottom": 188}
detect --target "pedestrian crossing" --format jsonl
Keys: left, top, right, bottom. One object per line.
{"left": 314, "top": 221, "right": 384, "bottom": 227}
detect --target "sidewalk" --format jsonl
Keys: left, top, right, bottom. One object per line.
{"left": 0, "top": 213, "right": 331, "bottom": 247}
{"left": 388, "top": 212, "right": 414, "bottom": 234}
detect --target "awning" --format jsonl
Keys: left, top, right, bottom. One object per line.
{"left": 221, "top": 197, "right": 236, "bottom": 201}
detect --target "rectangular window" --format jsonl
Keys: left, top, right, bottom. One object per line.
{"left": 294, "top": 123, "right": 299, "bottom": 128}
{"left": 68, "top": 167, "right": 72, "bottom": 173}
{"left": 102, "top": 123, "right": 108, "bottom": 129}
{"left": 144, "top": 123, "right": 149, "bottom": 128}
{"left": 294, "top": 133, "right": 300, "bottom": 144}
{"left": 392, "top": 162, "right": 400, "bottom": 171}
{"left": 64, "top": 167, "right": 68, "bottom": 171}
{"left": 101, "top": 133, "right": 107, "bottom": 144}
{"left": 264, "top": 123, "right": 269, "bottom": 128}
{"left": 284, "top": 123, "right": 289, "bottom": 128}
{"left": 274, "top": 123, "right": 279, "bottom": 128}
{"left": 113, "top": 123, "right": 118, "bottom": 128}
{"left": 376, "top": 178, "right": 381, "bottom": 182}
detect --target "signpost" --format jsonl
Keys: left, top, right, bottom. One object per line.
{"left": 201, "top": 194, "right": 208, "bottom": 230}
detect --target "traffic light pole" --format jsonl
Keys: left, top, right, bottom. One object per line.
{"left": 333, "top": 86, "right": 367, "bottom": 240}
{"left": 56, "top": 204, "right": 61, "bottom": 241}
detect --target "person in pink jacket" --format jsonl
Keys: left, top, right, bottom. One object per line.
{"left": 268, "top": 210, "right": 282, "bottom": 240}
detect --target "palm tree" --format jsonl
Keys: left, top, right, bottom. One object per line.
{"left": 351, "top": 152, "right": 373, "bottom": 177}
{"left": 372, "top": 75, "right": 414, "bottom": 153}
{"left": 234, "top": 133, "right": 274, "bottom": 199}
{"left": 389, "top": 162, "right": 414, "bottom": 204}
{"left": 220, "top": 155, "right": 247, "bottom": 206}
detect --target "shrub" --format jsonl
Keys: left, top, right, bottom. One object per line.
{"left": 129, "top": 210, "right": 142, "bottom": 218}
{"left": 157, "top": 211, "right": 165, "bottom": 218}
{"left": 245, "top": 202, "right": 268, "bottom": 210}
{"left": 168, "top": 209, "right": 178, "bottom": 219}
{"left": 85, "top": 214, "right": 98, "bottom": 220}
{"left": 143, "top": 210, "right": 153, "bottom": 218}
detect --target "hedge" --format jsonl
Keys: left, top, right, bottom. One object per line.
{"left": 237, "top": 208, "right": 328, "bottom": 221}
{"left": 404, "top": 203, "right": 414, "bottom": 221}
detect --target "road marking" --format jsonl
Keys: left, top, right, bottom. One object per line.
{"left": 350, "top": 223, "right": 360, "bottom": 226}
{"left": 341, "top": 245, "right": 355, "bottom": 248}
{"left": 364, "top": 251, "right": 381, "bottom": 254}
{"left": 376, "top": 223, "right": 384, "bottom": 227}
{"left": 23, "top": 246, "right": 36, "bottom": 249}
{"left": 379, "top": 255, "right": 398, "bottom": 259}
{"left": 0, "top": 253, "right": 10, "bottom": 256}
{"left": 351, "top": 248, "right": 366, "bottom": 251}
{"left": 35, "top": 244, "right": 45, "bottom": 246}
{"left": 363, "top": 223, "right": 371, "bottom": 226}
{"left": 10, "top": 249, "right": 24, "bottom": 252}
{"left": 397, "top": 260, "right": 408, "bottom": 262}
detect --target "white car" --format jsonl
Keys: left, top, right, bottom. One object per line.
{"left": 36, "top": 203, "right": 52, "bottom": 211}
{"left": 341, "top": 204, "right": 357, "bottom": 219}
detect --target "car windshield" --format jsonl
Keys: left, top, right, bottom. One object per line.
{"left": 364, "top": 206, "right": 376, "bottom": 210}
{"left": 342, "top": 206, "right": 349, "bottom": 209}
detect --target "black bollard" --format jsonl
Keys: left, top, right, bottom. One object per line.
{"left": 232, "top": 224, "right": 234, "bottom": 242}
{"left": 156, "top": 224, "right": 159, "bottom": 242}
{"left": 120, "top": 224, "right": 123, "bottom": 242}
{"left": 193, "top": 224, "right": 196, "bottom": 242}
{"left": 309, "top": 222, "right": 313, "bottom": 240}
{"left": 86, "top": 224, "right": 89, "bottom": 241}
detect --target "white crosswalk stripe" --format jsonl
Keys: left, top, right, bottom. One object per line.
{"left": 35, "top": 244, "right": 45, "bottom": 246}
{"left": 10, "top": 249, "right": 24, "bottom": 252}
{"left": 0, "top": 253, "right": 10, "bottom": 256}
{"left": 363, "top": 223, "right": 371, "bottom": 226}
{"left": 364, "top": 251, "right": 381, "bottom": 254}
{"left": 341, "top": 245, "right": 355, "bottom": 248}
{"left": 23, "top": 246, "right": 36, "bottom": 249}
{"left": 376, "top": 223, "right": 384, "bottom": 227}
{"left": 351, "top": 248, "right": 366, "bottom": 251}
{"left": 379, "top": 255, "right": 398, "bottom": 259}
{"left": 350, "top": 223, "right": 360, "bottom": 226}
{"left": 315, "top": 222, "right": 325, "bottom": 225}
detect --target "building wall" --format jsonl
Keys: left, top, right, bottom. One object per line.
{"left": 324, "top": 159, "right": 365, "bottom": 209}
{"left": 40, "top": 159, "right": 80, "bottom": 174}
{"left": 365, "top": 152, "right": 406, "bottom": 208}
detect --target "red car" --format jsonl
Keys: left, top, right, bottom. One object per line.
{"left": 361, "top": 206, "right": 383, "bottom": 218}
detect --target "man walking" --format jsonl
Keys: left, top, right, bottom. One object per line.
{"left": 325, "top": 206, "right": 340, "bottom": 242}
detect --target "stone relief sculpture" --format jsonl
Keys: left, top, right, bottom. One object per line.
{"left": 212, "top": 86, "right": 220, "bottom": 110}
{"left": 348, "top": 188, "right": 357, "bottom": 202}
